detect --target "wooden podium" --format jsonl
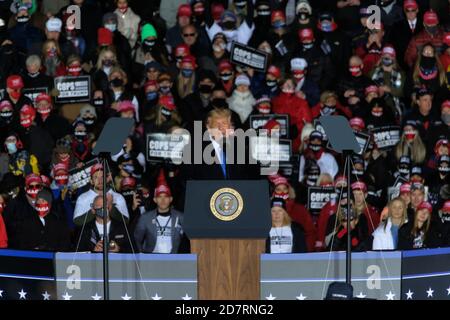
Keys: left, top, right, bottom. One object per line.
{"left": 184, "top": 181, "right": 271, "bottom": 301}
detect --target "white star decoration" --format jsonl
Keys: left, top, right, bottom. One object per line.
{"left": 18, "top": 289, "right": 27, "bottom": 300}
{"left": 62, "top": 292, "right": 72, "bottom": 300}
{"left": 151, "top": 293, "right": 162, "bottom": 300}
{"left": 385, "top": 291, "right": 395, "bottom": 300}
{"left": 0, "top": 290, "right": 3, "bottom": 298}
{"left": 426, "top": 288, "right": 434, "bottom": 298}
{"left": 42, "top": 291, "right": 51, "bottom": 300}
{"left": 296, "top": 293, "right": 307, "bottom": 300}
{"left": 121, "top": 293, "right": 132, "bottom": 300}
{"left": 91, "top": 293, "right": 102, "bottom": 300}
{"left": 356, "top": 292, "right": 367, "bottom": 298}
{"left": 181, "top": 294, "right": 192, "bottom": 300}
{"left": 405, "top": 290, "right": 414, "bottom": 300}
{"left": 446, "top": 286, "right": 450, "bottom": 296}
{"left": 265, "top": 293, "right": 276, "bottom": 300}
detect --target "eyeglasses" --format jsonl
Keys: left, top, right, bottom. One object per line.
{"left": 405, "top": 9, "right": 417, "bottom": 13}
{"left": 183, "top": 33, "right": 196, "bottom": 37}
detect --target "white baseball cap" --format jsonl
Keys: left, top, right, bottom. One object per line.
{"left": 290, "top": 58, "right": 308, "bottom": 71}
{"left": 46, "top": 17, "right": 62, "bottom": 32}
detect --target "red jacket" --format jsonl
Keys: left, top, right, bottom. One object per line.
{"left": 0, "top": 214, "right": 8, "bottom": 248}
{"left": 404, "top": 29, "right": 446, "bottom": 68}
{"left": 311, "top": 102, "right": 352, "bottom": 120}
{"left": 316, "top": 200, "right": 337, "bottom": 251}
{"left": 362, "top": 205, "right": 380, "bottom": 235}
{"left": 272, "top": 93, "right": 312, "bottom": 133}
{"left": 440, "top": 53, "right": 450, "bottom": 72}
{"left": 286, "top": 199, "right": 316, "bottom": 252}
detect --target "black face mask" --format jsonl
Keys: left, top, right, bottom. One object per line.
{"left": 380, "top": 0, "right": 394, "bottom": 7}
{"left": 16, "top": 16, "right": 30, "bottom": 24}
{"left": 439, "top": 165, "right": 450, "bottom": 175}
{"left": 143, "top": 40, "right": 156, "bottom": 53}
{"left": 352, "top": 169, "right": 364, "bottom": 176}
{"left": 309, "top": 144, "right": 322, "bottom": 152}
{"left": 220, "top": 73, "right": 233, "bottom": 82}
{"left": 1, "top": 44, "right": 14, "bottom": 55}
{"left": 420, "top": 56, "right": 436, "bottom": 70}
{"left": 211, "top": 98, "right": 228, "bottom": 109}
{"left": 110, "top": 78, "right": 124, "bottom": 87}
{"left": 0, "top": 110, "right": 13, "bottom": 124}
{"left": 199, "top": 84, "right": 213, "bottom": 94}
{"left": 266, "top": 80, "right": 277, "bottom": 87}
{"left": 93, "top": 98, "right": 104, "bottom": 107}
{"left": 298, "top": 13, "right": 310, "bottom": 21}
{"left": 222, "top": 21, "right": 236, "bottom": 30}
{"left": 425, "top": 25, "right": 438, "bottom": 35}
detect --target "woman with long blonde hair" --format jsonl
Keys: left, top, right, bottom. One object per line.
{"left": 394, "top": 122, "right": 426, "bottom": 165}
{"left": 372, "top": 197, "right": 407, "bottom": 250}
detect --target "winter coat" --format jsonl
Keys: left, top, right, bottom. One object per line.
{"left": 397, "top": 220, "right": 442, "bottom": 250}
{"left": 272, "top": 92, "right": 312, "bottom": 137}
{"left": 114, "top": 7, "right": 141, "bottom": 49}
{"left": 404, "top": 28, "right": 446, "bottom": 68}
{"left": 285, "top": 199, "right": 317, "bottom": 252}
{"left": 227, "top": 90, "right": 256, "bottom": 126}
{"left": 0, "top": 213, "right": 7, "bottom": 248}
{"left": 372, "top": 218, "right": 403, "bottom": 250}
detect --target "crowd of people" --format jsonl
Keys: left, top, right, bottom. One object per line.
{"left": 0, "top": 0, "right": 448, "bottom": 255}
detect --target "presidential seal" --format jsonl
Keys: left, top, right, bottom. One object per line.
{"left": 210, "top": 188, "right": 243, "bottom": 221}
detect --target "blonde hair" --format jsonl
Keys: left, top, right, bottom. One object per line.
{"left": 176, "top": 72, "right": 196, "bottom": 99}
{"left": 299, "top": 123, "right": 315, "bottom": 153}
{"left": 206, "top": 108, "right": 232, "bottom": 127}
{"left": 394, "top": 133, "right": 426, "bottom": 164}
{"left": 42, "top": 39, "right": 61, "bottom": 58}
{"left": 271, "top": 207, "right": 292, "bottom": 227}
{"left": 145, "top": 104, "right": 182, "bottom": 127}
{"left": 96, "top": 47, "right": 117, "bottom": 70}
{"left": 316, "top": 173, "right": 333, "bottom": 186}
{"left": 384, "top": 197, "right": 407, "bottom": 230}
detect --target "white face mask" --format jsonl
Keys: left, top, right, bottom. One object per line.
{"left": 105, "top": 24, "right": 117, "bottom": 32}
{"left": 213, "top": 43, "right": 226, "bottom": 52}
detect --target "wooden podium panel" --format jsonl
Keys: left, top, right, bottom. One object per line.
{"left": 191, "top": 239, "right": 266, "bottom": 300}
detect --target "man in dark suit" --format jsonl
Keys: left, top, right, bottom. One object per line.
{"left": 388, "top": 0, "right": 423, "bottom": 71}
{"left": 182, "top": 108, "right": 260, "bottom": 180}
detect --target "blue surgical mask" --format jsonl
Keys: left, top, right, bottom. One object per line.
{"left": 6, "top": 143, "right": 17, "bottom": 154}
{"left": 146, "top": 92, "right": 158, "bottom": 101}
{"left": 160, "top": 86, "right": 171, "bottom": 94}
{"left": 272, "top": 20, "right": 286, "bottom": 29}
{"left": 320, "top": 21, "right": 333, "bottom": 32}
{"left": 181, "top": 69, "right": 194, "bottom": 78}
{"left": 105, "top": 24, "right": 117, "bottom": 32}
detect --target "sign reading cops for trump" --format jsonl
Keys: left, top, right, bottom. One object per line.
{"left": 23, "top": 87, "right": 48, "bottom": 104}
{"left": 249, "top": 114, "right": 290, "bottom": 138}
{"left": 68, "top": 158, "right": 99, "bottom": 190}
{"left": 230, "top": 42, "right": 269, "bottom": 72}
{"left": 370, "top": 126, "right": 401, "bottom": 150}
{"left": 54, "top": 76, "right": 91, "bottom": 104}
{"left": 146, "top": 133, "right": 190, "bottom": 164}
{"left": 307, "top": 187, "right": 337, "bottom": 214}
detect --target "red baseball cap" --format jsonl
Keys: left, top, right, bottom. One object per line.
{"left": 174, "top": 43, "right": 190, "bottom": 57}
{"left": 442, "top": 100, "right": 450, "bottom": 110}
{"left": 349, "top": 117, "right": 365, "bottom": 130}
{"left": 36, "top": 93, "right": 52, "bottom": 104}
{"left": 118, "top": 100, "right": 135, "bottom": 114}
{"left": 177, "top": 4, "right": 192, "bottom": 17}
{"left": 442, "top": 200, "right": 450, "bottom": 213}
{"left": 90, "top": 163, "right": 103, "bottom": 176}
{"left": 98, "top": 27, "right": 113, "bottom": 46}
{"left": 121, "top": 176, "right": 137, "bottom": 189}
{"left": 25, "top": 173, "right": 43, "bottom": 187}
{"left": 334, "top": 175, "right": 347, "bottom": 186}
{"left": 144, "top": 80, "right": 158, "bottom": 91}
{"left": 400, "top": 183, "right": 411, "bottom": 194}
{"left": 417, "top": 201, "right": 433, "bottom": 213}
{"left": 271, "top": 10, "right": 286, "bottom": 23}
{"left": 20, "top": 104, "right": 36, "bottom": 117}
{"left": 267, "top": 65, "right": 281, "bottom": 78}
{"left": 159, "top": 95, "right": 176, "bottom": 110}
{"left": 381, "top": 45, "right": 396, "bottom": 58}
{"left": 351, "top": 181, "right": 367, "bottom": 192}
{"left": 181, "top": 55, "right": 197, "bottom": 68}
{"left": 211, "top": 3, "right": 225, "bottom": 21}
{"left": 263, "top": 119, "right": 281, "bottom": 132}
{"left": 423, "top": 10, "right": 439, "bottom": 26}
{"left": 444, "top": 32, "right": 450, "bottom": 47}
{"left": 269, "top": 174, "right": 289, "bottom": 187}
{"left": 403, "top": 0, "right": 418, "bottom": 10}
{"left": 365, "top": 85, "right": 379, "bottom": 95}
{"left": 218, "top": 60, "right": 233, "bottom": 72}
{"left": 7, "top": 75, "right": 24, "bottom": 90}
{"left": 298, "top": 28, "right": 314, "bottom": 42}
{"left": 0, "top": 100, "right": 13, "bottom": 111}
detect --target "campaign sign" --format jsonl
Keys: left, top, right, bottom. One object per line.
{"left": 68, "top": 158, "right": 99, "bottom": 190}
{"left": 230, "top": 42, "right": 269, "bottom": 72}
{"left": 249, "top": 114, "right": 290, "bottom": 138}
{"left": 307, "top": 186, "right": 337, "bottom": 214}
{"left": 250, "top": 137, "right": 291, "bottom": 164}
{"left": 23, "top": 87, "right": 48, "bottom": 104}
{"left": 54, "top": 76, "right": 91, "bottom": 104}
{"left": 146, "top": 133, "right": 190, "bottom": 164}
{"left": 370, "top": 126, "right": 401, "bottom": 150}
